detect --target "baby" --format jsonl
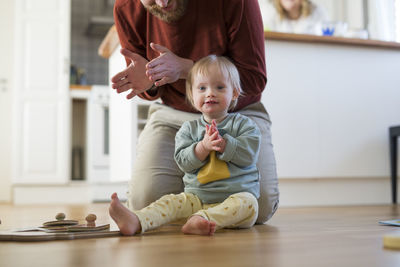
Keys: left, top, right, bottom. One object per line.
{"left": 109, "top": 55, "right": 261, "bottom": 235}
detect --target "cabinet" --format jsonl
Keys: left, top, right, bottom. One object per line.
{"left": 109, "top": 46, "right": 159, "bottom": 182}
{"left": 13, "top": 0, "right": 70, "bottom": 184}
{"left": 109, "top": 92, "right": 156, "bottom": 182}
{"left": 0, "top": 0, "right": 14, "bottom": 202}
{"left": 70, "top": 85, "right": 110, "bottom": 183}
{"left": 11, "top": 0, "right": 136, "bottom": 203}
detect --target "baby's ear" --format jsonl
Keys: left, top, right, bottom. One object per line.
{"left": 232, "top": 88, "right": 240, "bottom": 99}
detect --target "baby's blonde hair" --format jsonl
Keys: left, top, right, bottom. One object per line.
{"left": 186, "top": 55, "right": 242, "bottom": 111}
{"left": 273, "top": 0, "right": 314, "bottom": 20}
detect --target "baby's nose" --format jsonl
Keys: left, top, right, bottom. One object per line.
{"left": 206, "top": 89, "right": 215, "bottom": 97}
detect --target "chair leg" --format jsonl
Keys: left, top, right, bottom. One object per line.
{"left": 390, "top": 135, "right": 398, "bottom": 204}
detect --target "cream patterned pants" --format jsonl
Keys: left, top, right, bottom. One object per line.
{"left": 133, "top": 192, "right": 258, "bottom": 233}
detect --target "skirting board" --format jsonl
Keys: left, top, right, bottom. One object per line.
{"left": 278, "top": 176, "right": 391, "bottom": 206}
{"left": 13, "top": 182, "right": 128, "bottom": 205}
{"left": 12, "top": 177, "right": 392, "bottom": 206}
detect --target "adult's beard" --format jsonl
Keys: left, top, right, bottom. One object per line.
{"left": 146, "top": 0, "right": 189, "bottom": 23}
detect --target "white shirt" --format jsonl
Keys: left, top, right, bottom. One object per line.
{"left": 259, "top": 0, "right": 328, "bottom": 35}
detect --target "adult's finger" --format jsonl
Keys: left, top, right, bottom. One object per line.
{"left": 154, "top": 76, "right": 169, "bottom": 87}
{"left": 149, "top": 70, "right": 169, "bottom": 82}
{"left": 146, "top": 62, "right": 167, "bottom": 76}
{"left": 146, "top": 56, "right": 164, "bottom": 70}
{"left": 116, "top": 83, "right": 133, "bottom": 93}
{"left": 112, "top": 76, "right": 131, "bottom": 88}
{"left": 126, "top": 89, "right": 137, "bottom": 99}
{"left": 120, "top": 48, "right": 143, "bottom": 62}
{"left": 150, "top": 42, "right": 170, "bottom": 55}
{"left": 111, "top": 69, "right": 128, "bottom": 83}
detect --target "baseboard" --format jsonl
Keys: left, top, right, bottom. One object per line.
{"left": 13, "top": 182, "right": 128, "bottom": 205}
{"left": 12, "top": 177, "right": 392, "bottom": 206}
{"left": 278, "top": 176, "right": 391, "bottom": 207}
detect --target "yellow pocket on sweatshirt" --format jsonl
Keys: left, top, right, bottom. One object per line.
{"left": 197, "top": 151, "right": 230, "bottom": 184}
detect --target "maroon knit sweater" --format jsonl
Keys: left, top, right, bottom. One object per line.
{"left": 114, "top": 0, "right": 267, "bottom": 112}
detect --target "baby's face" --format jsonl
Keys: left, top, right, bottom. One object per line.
{"left": 191, "top": 64, "right": 238, "bottom": 121}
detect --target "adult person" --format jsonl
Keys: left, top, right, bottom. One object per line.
{"left": 259, "top": 0, "right": 328, "bottom": 34}
{"left": 111, "top": 0, "right": 279, "bottom": 224}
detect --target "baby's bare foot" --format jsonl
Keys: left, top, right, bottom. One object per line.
{"left": 182, "top": 215, "right": 216, "bottom": 236}
{"left": 109, "top": 193, "right": 141, "bottom": 235}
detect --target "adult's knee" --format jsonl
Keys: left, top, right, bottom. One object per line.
{"left": 127, "top": 181, "right": 160, "bottom": 210}
{"left": 128, "top": 170, "right": 184, "bottom": 211}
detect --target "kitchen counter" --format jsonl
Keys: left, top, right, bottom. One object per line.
{"left": 264, "top": 31, "right": 400, "bottom": 50}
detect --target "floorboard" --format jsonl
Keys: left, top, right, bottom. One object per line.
{"left": 1, "top": 203, "right": 400, "bottom": 267}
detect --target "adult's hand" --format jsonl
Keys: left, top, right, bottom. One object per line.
{"left": 111, "top": 48, "right": 153, "bottom": 99}
{"left": 146, "top": 43, "right": 193, "bottom": 87}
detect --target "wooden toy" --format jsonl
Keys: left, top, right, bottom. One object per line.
{"left": 383, "top": 234, "right": 400, "bottom": 249}
{"left": 0, "top": 213, "right": 120, "bottom": 242}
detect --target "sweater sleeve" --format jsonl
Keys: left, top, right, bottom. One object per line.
{"left": 113, "top": 1, "right": 146, "bottom": 63}
{"left": 174, "top": 122, "right": 207, "bottom": 173}
{"left": 223, "top": 0, "right": 267, "bottom": 98}
{"left": 218, "top": 117, "right": 261, "bottom": 167}
{"left": 113, "top": 0, "right": 162, "bottom": 101}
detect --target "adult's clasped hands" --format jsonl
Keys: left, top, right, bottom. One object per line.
{"left": 111, "top": 43, "right": 192, "bottom": 99}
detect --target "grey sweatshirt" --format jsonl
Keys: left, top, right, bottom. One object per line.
{"left": 174, "top": 113, "right": 261, "bottom": 203}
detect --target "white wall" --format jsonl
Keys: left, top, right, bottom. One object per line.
{"left": 263, "top": 40, "right": 400, "bottom": 179}
{"left": 0, "top": 1, "right": 14, "bottom": 202}
{"left": 262, "top": 39, "right": 400, "bottom": 205}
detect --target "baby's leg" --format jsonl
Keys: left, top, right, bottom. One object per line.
{"left": 181, "top": 215, "right": 217, "bottom": 236}
{"left": 134, "top": 192, "right": 202, "bottom": 233}
{"left": 195, "top": 192, "right": 259, "bottom": 230}
{"left": 110, "top": 192, "right": 202, "bottom": 235}
{"left": 109, "top": 192, "right": 141, "bottom": 235}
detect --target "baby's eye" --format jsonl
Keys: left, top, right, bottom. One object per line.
{"left": 217, "top": 86, "right": 225, "bottom": 90}
{"left": 199, "top": 86, "right": 206, "bottom": 90}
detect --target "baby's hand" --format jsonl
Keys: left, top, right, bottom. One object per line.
{"left": 203, "top": 120, "right": 225, "bottom": 152}
{"left": 209, "top": 120, "right": 218, "bottom": 135}
{"left": 206, "top": 120, "right": 219, "bottom": 136}
{"left": 201, "top": 127, "right": 219, "bottom": 152}
{"left": 212, "top": 136, "right": 226, "bottom": 153}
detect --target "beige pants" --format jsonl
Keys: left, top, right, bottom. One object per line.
{"left": 134, "top": 192, "right": 258, "bottom": 233}
{"left": 127, "top": 102, "right": 279, "bottom": 224}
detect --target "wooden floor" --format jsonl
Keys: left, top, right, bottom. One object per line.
{"left": 1, "top": 203, "right": 400, "bottom": 267}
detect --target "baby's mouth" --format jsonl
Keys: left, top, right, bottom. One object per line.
{"left": 205, "top": 100, "right": 218, "bottom": 104}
